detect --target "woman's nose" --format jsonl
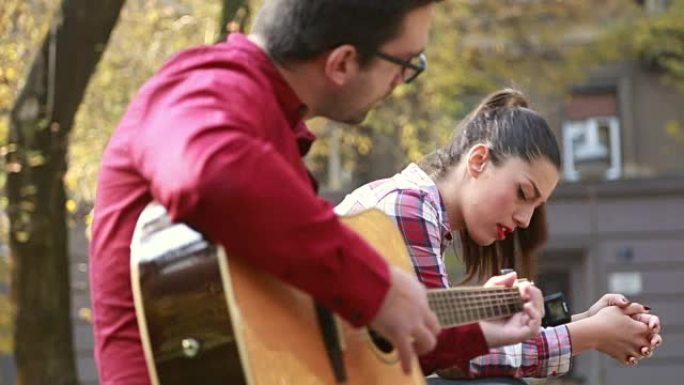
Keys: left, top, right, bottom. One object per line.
{"left": 513, "top": 206, "right": 535, "bottom": 228}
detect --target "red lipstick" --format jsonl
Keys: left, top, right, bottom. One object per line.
{"left": 496, "top": 224, "right": 513, "bottom": 240}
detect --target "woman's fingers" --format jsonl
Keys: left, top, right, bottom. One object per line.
{"left": 651, "top": 334, "right": 663, "bottom": 348}
{"left": 622, "top": 302, "right": 648, "bottom": 316}
{"left": 484, "top": 272, "right": 517, "bottom": 288}
{"left": 626, "top": 356, "right": 639, "bottom": 366}
{"left": 601, "top": 293, "right": 631, "bottom": 307}
{"left": 632, "top": 313, "right": 661, "bottom": 334}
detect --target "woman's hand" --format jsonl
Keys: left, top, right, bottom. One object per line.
{"left": 572, "top": 293, "right": 632, "bottom": 322}
{"left": 572, "top": 293, "right": 662, "bottom": 365}
{"left": 585, "top": 305, "right": 661, "bottom": 365}
{"left": 483, "top": 271, "right": 518, "bottom": 288}
{"left": 480, "top": 282, "right": 544, "bottom": 348}
{"left": 631, "top": 310, "right": 663, "bottom": 359}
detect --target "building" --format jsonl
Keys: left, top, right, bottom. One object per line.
{"left": 537, "top": 58, "right": 684, "bottom": 384}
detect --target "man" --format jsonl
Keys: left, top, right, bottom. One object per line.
{"left": 89, "top": 1, "right": 542, "bottom": 384}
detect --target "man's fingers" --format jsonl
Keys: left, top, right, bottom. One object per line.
{"left": 427, "top": 311, "right": 441, "bottom": 336}
{"left": 412, "top": 326, "right": 437, "bottom": 355}
{"left": 395, "top": 337, "right": 414, "bottom": 375}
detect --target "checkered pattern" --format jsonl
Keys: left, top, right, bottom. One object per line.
{"left": 335, "top": 163, "right": 572, "bottom": 378}
{"left": 470, "top": 326, "right": 571, "bottom": 378}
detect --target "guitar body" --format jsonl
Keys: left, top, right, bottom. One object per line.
{"left": 131, "top": 204, "right": 425, "bottom": 385}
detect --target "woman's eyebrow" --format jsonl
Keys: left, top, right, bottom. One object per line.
{"left": 527, "top": 178, "right": 542, "bottom": 200}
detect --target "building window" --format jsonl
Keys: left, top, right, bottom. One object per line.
{"left": 563, "top": 116, "right": 621, "bottom": 181}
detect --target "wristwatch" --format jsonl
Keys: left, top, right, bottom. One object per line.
{"left": 542, "top": 292, "right": 572, "bottom": 327}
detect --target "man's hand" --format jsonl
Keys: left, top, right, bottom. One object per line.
{"left": 369, "top": 266, "right": 440, "bottom": 374}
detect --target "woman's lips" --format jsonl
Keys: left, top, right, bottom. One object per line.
{"left": 496, "top": 224, "right": 513, "bottom": 240}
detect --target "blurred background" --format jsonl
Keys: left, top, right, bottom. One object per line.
{"left": 1, "top": 0, "right": 683, "bottom": 384}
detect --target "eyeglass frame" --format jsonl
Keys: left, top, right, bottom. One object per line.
{"left": 373, "top": 51, "right": 427, "bottom": 84}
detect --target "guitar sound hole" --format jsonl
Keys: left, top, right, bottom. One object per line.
{"left": 369, "top": 330, "right": 394, "bottom": 354}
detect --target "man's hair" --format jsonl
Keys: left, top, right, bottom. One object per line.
{"left": 251, "top": 0, "right": 441, "bottom": 66}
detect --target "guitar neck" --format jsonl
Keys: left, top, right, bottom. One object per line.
{"left": 427, "top": 287, "right": 523, "bottom": 328}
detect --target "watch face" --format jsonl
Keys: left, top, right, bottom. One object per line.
{"left": 549, "top": 300, "right": 565, "bottom": 319}
{"left": 543, "top": 293, "right": 571, "bottom": 327}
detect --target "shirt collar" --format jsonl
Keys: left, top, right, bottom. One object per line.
{"left": 402, "top": 163, "right": 453, "bottom": 236}
{"left": 227, "top": 33, "right": 316, "bottom": 155}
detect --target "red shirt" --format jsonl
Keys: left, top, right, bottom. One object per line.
{"left": 89, "top": 34, "right": 391, "bottom": 385}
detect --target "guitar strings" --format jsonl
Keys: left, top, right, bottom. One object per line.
{"left": 427, "top": 289, "right": 524, "bottom": 326}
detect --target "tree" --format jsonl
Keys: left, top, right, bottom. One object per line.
{"left": 308, "top": 0, "right": 643, "bottom": 188}
{"left": 5, "top": 1, "right": 125, "bottom": 384}
{"left": 633, "top": 0, "right": 684, "bottom": 92}
{"left": 2, "top": 1, "right": 260, "bottom": 382}
{"left": 1, "top": 0, "right": 60, "bottom": 359}
{"left": 217, "top": 0, "right": 251, "bottom": 42}
{"left": 68, "top": 0, "right": 225, "bottom": 206}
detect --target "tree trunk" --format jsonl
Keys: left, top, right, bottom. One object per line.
{"left": 5, "top": 1, "right": 125, "bottom": 384}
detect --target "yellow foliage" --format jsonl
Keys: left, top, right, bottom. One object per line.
{"left": 0, "top": 0, "right": 59, "bottom": 357}
{"left": 665, "top": 120, "right": 684, "bottom": 142}
{"left": 350, "top": 0, "right": 644, "bottom": 187}
{"left": 65, "top": 199, "right": 77, "bottom": 213}
{"left": 0, "top": 0, "right": 58, "bottom": 135}
{"left": 69, "top": 0, "right": 224, "bottom": 203}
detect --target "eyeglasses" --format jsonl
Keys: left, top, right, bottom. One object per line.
{"left": 374, "top": 51, "right": 427, "bottom": 84}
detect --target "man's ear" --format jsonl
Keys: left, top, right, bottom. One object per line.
{"left": 324, "top": 44, "right": 360, "bottom": 86}
{"left": 466, "top": 143, "right": 490, "bottom": 178}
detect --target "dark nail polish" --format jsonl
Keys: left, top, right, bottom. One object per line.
{"left": 644, "top": 306, "right": 652, "bottom": 311}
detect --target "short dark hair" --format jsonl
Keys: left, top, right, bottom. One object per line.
{"left": 251, "top": 0, "right": 442, "bottom": 66}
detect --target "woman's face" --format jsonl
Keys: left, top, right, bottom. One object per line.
{"left": 460, "top": 146, "right": 560, "bottom": 246}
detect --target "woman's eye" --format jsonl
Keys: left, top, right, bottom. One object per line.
{"left": 517, "top": 187, "right": 527, "bottom": 201}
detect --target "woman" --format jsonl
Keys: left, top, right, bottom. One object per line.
{"left": 335, "top": 89, "right": 662, "bottom": 378}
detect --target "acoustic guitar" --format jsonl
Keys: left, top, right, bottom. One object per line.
{"left": 131, "top": 203, "right": 523, "bottom": 385}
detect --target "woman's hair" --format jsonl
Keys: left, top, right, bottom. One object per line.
{"left": 419, "top": 88, "right": 561, "bottom": 283}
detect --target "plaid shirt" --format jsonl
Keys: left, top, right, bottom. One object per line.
{"left": 335, "top": 163, "right": 572, "bottom": 378}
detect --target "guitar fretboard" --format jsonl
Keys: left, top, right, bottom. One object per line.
{"left": 427, "top": 287, "right": 523, "bottom": 327}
